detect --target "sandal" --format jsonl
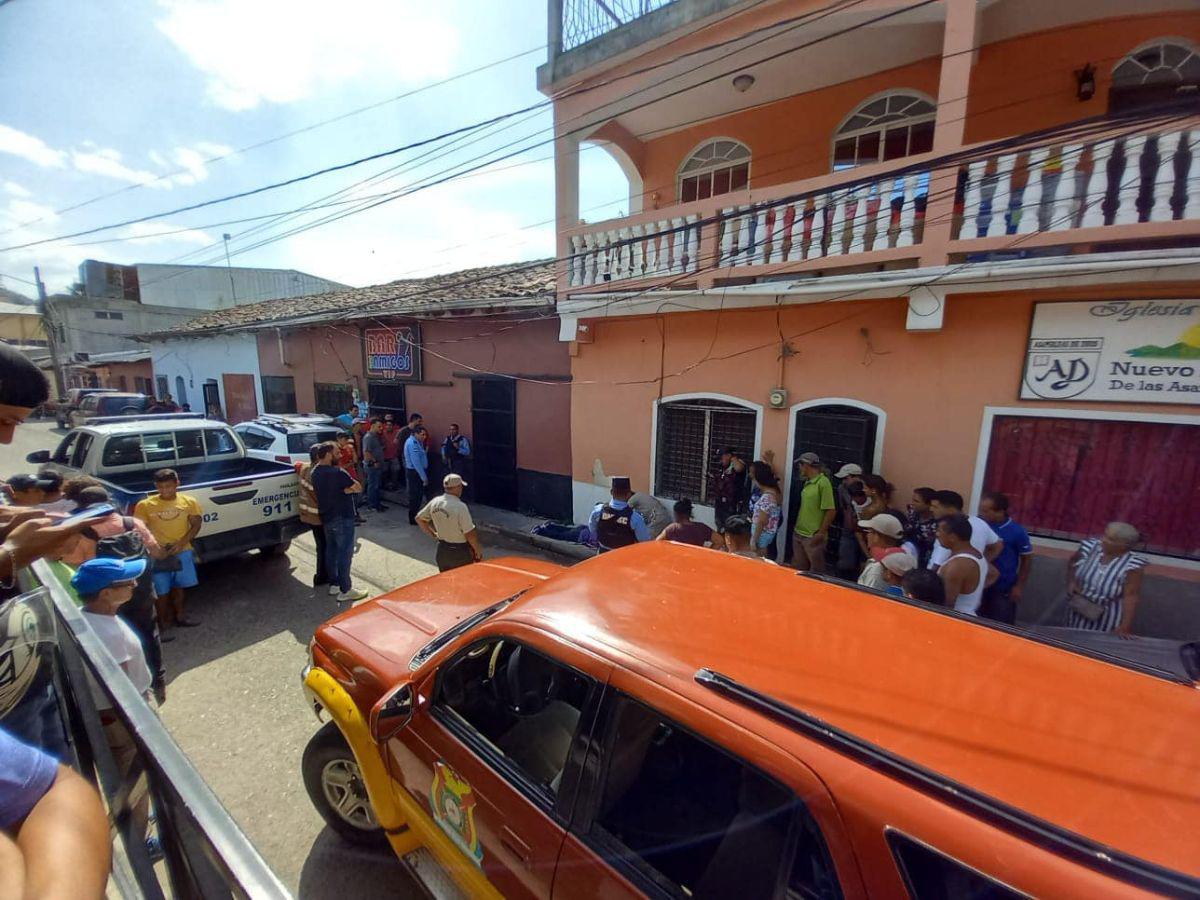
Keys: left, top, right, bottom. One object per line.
{"left": 175, "top": 618, "right": 201, "bottom": 628}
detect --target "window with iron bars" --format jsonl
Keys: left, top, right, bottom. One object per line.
{"left": 655, "top": 399, "right": 756, "bottom": 504}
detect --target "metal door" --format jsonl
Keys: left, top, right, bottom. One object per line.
{"left": 470, "top": 378, "right": 517, "bottom": 510}
{"left": 221, "top": 374, "right": 259, "bottom": 426}
{"left": 785, "top": 405, "right": 878, "bottom": 563}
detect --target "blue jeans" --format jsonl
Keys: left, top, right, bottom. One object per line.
{"left": 366, "top": 465, "right": 383, "bottom": 510}
{"left": 323, "top": 518, "right": 355, "bottom": 593}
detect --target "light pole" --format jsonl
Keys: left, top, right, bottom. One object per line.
{"left": 222, "top": 233, "right": 238, "bottom": 305}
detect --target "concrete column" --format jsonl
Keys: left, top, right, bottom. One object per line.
{"left": 555, "top": 117, "right": 581, "bottom": 293}
{"left": 920, "top": 0, "right": 981, "bottom": 268}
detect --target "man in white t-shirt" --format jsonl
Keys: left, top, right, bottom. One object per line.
{"left": 926, "top": 490, "right": 1003, "bottom": 572}
{"left": 70, "top": 557, "right": 154, "bottom": 834}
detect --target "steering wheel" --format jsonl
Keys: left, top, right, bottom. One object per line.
{"left": 496, "top": 645, "right": 557, "bottom": 716}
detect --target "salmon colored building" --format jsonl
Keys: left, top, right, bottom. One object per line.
{"left": 540, "top": 0, "right": 1200, "bottom": 629}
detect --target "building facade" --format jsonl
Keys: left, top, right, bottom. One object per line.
{"left": 541, "top": 0, "right": 1200, "bottom": 630}
{"left": 144, "top": 262, "right": 574, "bottom": 519}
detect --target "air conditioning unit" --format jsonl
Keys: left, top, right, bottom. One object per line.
{"left": 768, "top": 387, "right": 787, "bottom": 409}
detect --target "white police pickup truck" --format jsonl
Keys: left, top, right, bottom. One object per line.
{"left": 27, "top": 414, "right": 304, "bottom": 562}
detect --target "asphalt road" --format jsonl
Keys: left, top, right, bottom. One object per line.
{"left": 6, "top": 419, "right": 566, "bottom": 897}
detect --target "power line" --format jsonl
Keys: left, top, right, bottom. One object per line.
{"left": 0, "top": 45, "right": 547, "bottom": 236}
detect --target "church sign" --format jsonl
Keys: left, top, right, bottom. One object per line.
{"left": 1021, "top": 300, "right": 1200, "bottom": 405}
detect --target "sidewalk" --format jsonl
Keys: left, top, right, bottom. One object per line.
{"left": 380, "top": 486, "right": 595, "bottom": 562}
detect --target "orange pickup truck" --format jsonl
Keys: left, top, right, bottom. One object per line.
{"left": 300, "top": 542, "right": 1200, "bottom": 899}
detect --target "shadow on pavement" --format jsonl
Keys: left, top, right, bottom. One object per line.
{"left": 298, "top": 827, "right": 424, "bottom": 899}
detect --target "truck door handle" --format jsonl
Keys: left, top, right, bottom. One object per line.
{"left": 500, "top": 827, "right": 531, "bottom": 863}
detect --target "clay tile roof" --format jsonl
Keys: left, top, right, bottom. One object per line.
{"left": 140, "top": 259, "right": 558, "bottom": 339}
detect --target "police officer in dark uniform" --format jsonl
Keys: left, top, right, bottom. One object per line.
{"left": 588, "top": 476, "right": 651, "bottom": 552}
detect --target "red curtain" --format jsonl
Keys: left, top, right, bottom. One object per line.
{"left": 983, "top": 416, "right": 1200, "bottom": 559}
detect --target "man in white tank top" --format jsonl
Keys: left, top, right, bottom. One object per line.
{"left": 935, "top": 514, "right": 994, "bottom": 616}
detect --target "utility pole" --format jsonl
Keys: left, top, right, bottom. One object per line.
{"left": 34, "top": 266, "right": 66, "bottom": 399}
{"left": 222, "top": 233, "right": 238, "bottom": 305}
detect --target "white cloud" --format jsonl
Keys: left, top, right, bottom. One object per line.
{"left": 167, "top": 143, "right": 234, "bottom": 186}
{"left": 0, "top": 124, "right": 67, "bottom": 168}
{"left": 3, "top": 181, "right": 32, "bottom": 198}
{"left": 155, "top": 0, "right": 459, "bottom": 111}
{"left": 71, "top": 146, "right": 161, "bottom": 187}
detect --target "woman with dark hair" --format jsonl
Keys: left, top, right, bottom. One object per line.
{"left": 906, "top": 486, "right": 939, "bottom": 568}
{"left": 657, "top": 499, "right": 714, "bottom": 547}
{"left": 855, "top": 474, "right": 898, "bottom": 557}
{"left": 748, "top": 460, "right": 782, "bottom": 560}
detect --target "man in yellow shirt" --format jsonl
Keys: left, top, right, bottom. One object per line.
{"left": 134, "top": 469, "right": 202, "bottom": 631}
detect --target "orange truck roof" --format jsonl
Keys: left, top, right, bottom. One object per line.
{"left": 496, "top": 542, "right": 1200, "bottom": 881}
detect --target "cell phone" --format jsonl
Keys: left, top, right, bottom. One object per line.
{"left": 57, "top": 503, "right": 116, "bottom": 528}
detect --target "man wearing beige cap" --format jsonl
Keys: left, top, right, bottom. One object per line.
{"left": 857, "top": 513, "right": 917, "bottom": 590}
{"left": 416, "top": 473, "right": 483, "bottom": 572}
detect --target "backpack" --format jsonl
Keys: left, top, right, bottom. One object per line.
{"left": 82, "top": 518, "right": 156, "bottom": 614}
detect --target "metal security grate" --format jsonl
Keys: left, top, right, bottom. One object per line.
{"left": 561, "top": 0, "right": 677, "bottom": 51}
{"left": 655, "top": 399, "right": 755, "bottom": 503}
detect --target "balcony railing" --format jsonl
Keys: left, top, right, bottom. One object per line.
{"left": 564, "top": 118, "right": 1200, "bottom": 289}
{"left": 562, "top": 0, "right": 677, "bottom": 51}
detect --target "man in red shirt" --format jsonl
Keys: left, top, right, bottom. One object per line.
{"left": 334, "top": 432, "right": 366, "bottom": 525}
{"left": 381, "top": 414, "right": 401, "bottom": 491}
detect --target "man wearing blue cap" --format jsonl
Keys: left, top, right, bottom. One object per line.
{"left": 70, "top": 557, "right": 155, "bottom": 836}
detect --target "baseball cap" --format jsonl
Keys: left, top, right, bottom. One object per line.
{"left": 7, "top": 473, "right": 55, "bottom": 492}
{"left": 443, "top": 473, "right": 468, "bottom": 488}
{"left": 858, "top": 513, "right": 905, "bottom": 539}
{"left": 834, "top": 463, "right": 863, "bottom": 478}
{"left": 797, "top": 452, "right": 821, "bottom": 466}
{"left": 880, "top": 552, "right": 918, "bottom": 577}
{"left": 71, "top": 557, "right": 147, "bottom": 596}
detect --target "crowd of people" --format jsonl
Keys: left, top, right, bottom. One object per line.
{"left": 587, "top": 446, "right": 1149, "bottom": 637}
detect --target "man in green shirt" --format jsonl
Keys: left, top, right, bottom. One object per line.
{"left": 793, "top": 451, "right": 836, "bottom": 573}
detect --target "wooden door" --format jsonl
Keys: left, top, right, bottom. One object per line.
{"left": 221, "top": 374, "right": 259, "bottom": 425}
{"left": 471, "top": 378, "right": 517, "bottom": 510}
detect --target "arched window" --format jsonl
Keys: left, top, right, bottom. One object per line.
{"left": 1110, "top": 39, "right": 1200, "bottom": 112}
{"left": 677, "top": 139, "right": 750, "bottom": 203}
{"left": 174, "top": 375, "right": 188, "bottom": 407}
{"left": 833, "top": 92, "right": 935, "bottom": 170}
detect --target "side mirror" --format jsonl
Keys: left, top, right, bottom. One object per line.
{"left": 369, "top": 681, "right": 414, "bottom": 743}
{"left": 26, "top": 450, "right": 50, "bottom": 464}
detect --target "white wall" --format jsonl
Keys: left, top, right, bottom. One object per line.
{"left": 149, "top": 333, "right": 264, "bottom": 415}
{"left": 50, "top": 296, "right": 197, "bottom": 358}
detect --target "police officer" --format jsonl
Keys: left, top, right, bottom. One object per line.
{"left": 415, "top": 474, "right": 483, "bottom": 572}
{"left": 588, "top": 476, "right": 651, "bottom": 552}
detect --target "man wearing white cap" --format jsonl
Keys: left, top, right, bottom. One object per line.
{"left": 833, "top": 463, "right": 865, "bottom": 575}
{"left": 416, "top": 473, "right": 483, "bottom": 572}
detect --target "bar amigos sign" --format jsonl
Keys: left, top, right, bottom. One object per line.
{"left": 365, "top": 324, "right": 421, "bottom": 380}
{"left": 1022, "top": 300, "right": 1200, "bottom": 404}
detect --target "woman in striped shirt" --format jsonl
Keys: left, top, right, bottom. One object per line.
{"left": 1064, "top": 522, "right": 1146, "bottom": 635}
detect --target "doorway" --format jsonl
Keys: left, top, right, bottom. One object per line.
{"left": 785, "top": 404, "right": 880, "bottom": 564}
{"left": 367, "top": 382, "right": 406, "bottom": 421}
{"left": 471, "top": 378, "right": 517, "bottom": 510}
{"left": 202, "top": 381, "right": 222, "bottom": 419}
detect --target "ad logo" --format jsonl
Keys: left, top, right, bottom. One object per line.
{"left": 1024, "top": 337, "right": 1102, "bottom": 399}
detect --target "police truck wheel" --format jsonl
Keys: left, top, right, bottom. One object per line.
{"left": 302, "top": 722, "right": 387, "bottom": 848}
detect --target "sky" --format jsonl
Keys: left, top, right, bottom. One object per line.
{"left": 0, "top": 0, "right": 628, "bottom": 296}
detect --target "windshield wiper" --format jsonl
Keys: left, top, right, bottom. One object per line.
{"left": 409, "top": 590, "right": 527, "bottom": 671}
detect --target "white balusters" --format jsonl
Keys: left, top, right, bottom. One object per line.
{"left": 1016, "top": 147, "right": 1050, "bottom": 235}
{"left": 1112, "top": 135, "right": 1146, "bottom": 226}
{"left": 1080, "top": 139, "right": 1115, "bottom": 229}
{"left": 670, "top": 218, "right": 687, "bottom": 274}
{"left": 895, "top": 176, "right": 917, "bottom": 248}
{"left": 846, "top": 184, "right": 868, "bottom": 254}
{"left": 809, "top": 196, "right": 827, "bottom": 258}
{"left": 1149, "top": 131, "right": 1185, "bottom": 223}
{"left": 961, "top": 160, "right": 986, "bottom": 238}
{"left": 752, "top": 207, "right": 769, "bottom": 265}
{"left": 990, "top": 153, "right": 1017, "bottom": 236}
{"left": 827, "top": 190, "right": 847, "bottom": 257}
{"left": 1182, "top": 131, "right": 1200, "bottom": 221}
{"left": 719, "top": 210, "right": 736, "bottom": 265}
{"left": 569, "top": 235, "right": 584, "bottom": 286}
{"left": 627, "top": 224, "right": 643, "bottom": 278}
{"left": 1058, "top": 143, "right": 1087, "bottom": 230}
{"left": 685, "top": 214, "right": 700, "bottom": 272}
